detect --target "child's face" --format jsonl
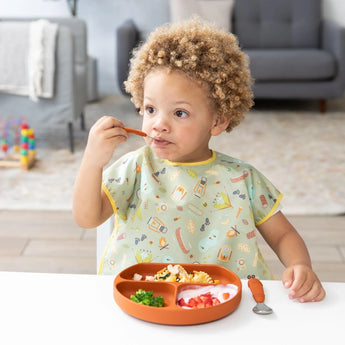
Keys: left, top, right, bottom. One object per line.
{"left": 142, "top": 69, "right": 228, "bottom": 163}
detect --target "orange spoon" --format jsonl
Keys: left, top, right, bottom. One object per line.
{"left": 124, "top": 127, "right": 154, "bottom": 139}
{"left": 248, "top": 276, "right": 273, "bottom": 315}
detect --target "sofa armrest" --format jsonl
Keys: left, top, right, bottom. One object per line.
{"left": 50, "top": 18, "right": 88, "bottom": 119}
{"left": 321, "top": 19, "right": 345, "bottom": 87}
{"left": 116, "top": 19, "right": 140, "bottom": 94}
{"left": 54, "top": 26, "right": 75, "bottom": 121}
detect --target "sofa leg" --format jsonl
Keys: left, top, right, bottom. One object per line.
{"left": 80, "top": 112, "right": 86, "bottom": 131}
{"left": 68, "top": 122, "right": 74, "bottom": 153}
{"left": 319, "top": 99, "right": 326, "bottom": 113}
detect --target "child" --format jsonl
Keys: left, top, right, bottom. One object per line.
{"left": 73, "top": 19, "right": 325, "bottom": 302}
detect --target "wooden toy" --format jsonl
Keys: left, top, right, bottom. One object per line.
{"left": 0, "top": 118, "right": 36, "bottom": 170}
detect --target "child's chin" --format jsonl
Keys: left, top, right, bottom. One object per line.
{"left": 151, "top": 148, "right": 175, "bottom": 161}
{"left": 152, "top": 150, "right": 170, "bottom": 160}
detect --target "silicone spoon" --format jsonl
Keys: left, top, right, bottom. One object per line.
{"left": 248, "top": 276, "right": 273, "bottom": 315}
{"left": 124, "top": 127, "right": 154, "bottom": 139}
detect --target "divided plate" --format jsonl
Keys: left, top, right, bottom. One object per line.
{"left": 113, "top": 263, "right": 242, "bottom": 325}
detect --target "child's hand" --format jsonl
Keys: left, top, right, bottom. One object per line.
{"left": 282, "top": 265, "right": 326, "bottom": 303}
{"left": 84, "top": 116, "right": 129, "bottom": 168}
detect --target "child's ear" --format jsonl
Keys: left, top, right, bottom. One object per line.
{"left": 211, "top": 114, "right": 230, "bottom": 136}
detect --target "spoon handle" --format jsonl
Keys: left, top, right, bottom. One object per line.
{"left": 248, "top": 277, "right": 265, "bottom": 303}
{"left": 124, "top": 127, "right": 147, "bottom": 137}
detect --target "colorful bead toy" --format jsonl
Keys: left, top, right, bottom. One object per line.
{"left": 0, "top": 118, "right": 36, "bottom": 170}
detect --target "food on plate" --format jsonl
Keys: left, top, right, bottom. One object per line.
{"left": 130, "top": 289, "right": 164, "bottom": 307}
{"left": 132, "top": 264, "right": 218, "bottom": 283}
{"left": 154, "top": 264, "right": 218, "bottom": 283}
{"left": 178, "top": 292, "right": 220, "bottom": 308}
{"left": 132, "top": 273, "right": 154, "bottom": 281}
{"left": 132, "top": 273, "right": 142, "bottom": 281}
{"left": 177, "top": 284, "right": 238, "bottom": 309}
{"left": 154, "top": 264, "right": 190, "bottom": 282}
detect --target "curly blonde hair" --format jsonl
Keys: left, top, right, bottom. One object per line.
{"left": 124, "top": 18, "right": 253, "bottom": 132}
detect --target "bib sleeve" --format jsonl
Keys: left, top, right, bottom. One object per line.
{"left": 102, "top": 151, "right": 139, "bottom": 219}
{"left": 246, "top": 167, "right": 283, "bottom": 226}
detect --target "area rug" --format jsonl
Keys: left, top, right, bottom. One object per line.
{"left": 1, "top": 94, "right": 345, "bottom": 215}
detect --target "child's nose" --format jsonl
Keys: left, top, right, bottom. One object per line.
{"left": 152, "top": 113, "right": 170, "bottom": 132}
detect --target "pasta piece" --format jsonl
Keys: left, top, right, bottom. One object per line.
{"left": 174, "top": 265, "right": 190, "bottom": 282}
{"left": 154, "top": 267, "right": 171, "bottom": 280}
{"left": 149, "top": 264, "right": 217, "bottom": 284}
{"left": 191, "top": 270, "right": 215, "bottom": 284}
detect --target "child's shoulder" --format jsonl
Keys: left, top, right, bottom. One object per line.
{"left": 213, "top": 151, "right": 270, "bottom": 182}
{"left": 213, "top": 151, "right": 280, "bottom": 196}
{"left": 214, "top": 151, "right": 255, "bottom": 171}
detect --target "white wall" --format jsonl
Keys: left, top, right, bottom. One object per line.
{"left": 78, "top": 0, "right": 169, "bottom": 95}
{"left": 0, "top": 0, "right": 70, "bottom": 17}
{"left": 0, "top": 0, "right": 344, "bottom": 95}
{"left": 323, "top": 0, "right": 345, "bottom": 26}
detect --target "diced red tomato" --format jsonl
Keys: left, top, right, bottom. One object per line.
{"left": 178, "top": 292, "right": 222, "bottom": 309}
{"left": 195, "top": 296, "right": 203, "bottom": 304}
{"left": 222, "top": 292, "right": 230, "bottom": 300}
{"left": 178, "top": 298, "right": 188, "bottom": 307}
{"left": 212, "top": 297, "right": 221, "bottom": 305}
{"left": 200, "top": 295, "right": 209, "bottom": 302}
{"left": 188, "top": 298, "right": 198, "bottom": 307}
{"left": 205, "top": 300, "right": 213, "bottom": 308}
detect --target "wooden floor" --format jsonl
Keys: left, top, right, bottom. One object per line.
{"left": 0, "top": 210, "right": 344, "bottom": 282}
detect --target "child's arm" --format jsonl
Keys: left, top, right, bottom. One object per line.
{"left": 73, "top": 116, "right": 129, "bottom": 229}
{"left": 257, "top": 211, "right": 326, "bottom": 302}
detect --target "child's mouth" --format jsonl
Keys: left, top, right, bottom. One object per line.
{"left": 152, "top": 138, "right": 170, "bottom": 145}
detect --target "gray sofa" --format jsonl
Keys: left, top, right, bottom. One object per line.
{"left": 0, "top": 17, "right": 88, "bottom": 152}
{"left": 116, "top": 0, "right": 345, "bottom": 112}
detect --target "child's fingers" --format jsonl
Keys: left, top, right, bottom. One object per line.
{"left": 288, "top": 269, "right": 325, "bottom": 302}
{"left": 95, "top": 116, "right": 125, "bottom": 131}
{"left": 297, "top": 281, "right": 326, "bottom": 303}
{"left": 91, "top": 117, "right": 128, "bottom": 141}
{"left": 282, "top": 266, "right": 294, "bottom": 289}
{"left": 283, "top": 266, "right": 309, "bottom": 298}
{"left": 283, "top": 265, "right": 326, "bottom": 303}
{"left": 104, "top": 126, "right": 129, "bottom": 140}
{"left": 312, "top": 285, "right": 326, "bottom": 302}
{"left": 289, "top": 272, "right": 309, "bottom": 298}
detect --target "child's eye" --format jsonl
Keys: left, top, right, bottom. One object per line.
{"left": 145, "top": 106, "right": 156, "bottom": 115}
{"left": 175, "top": 110, "right": 188, "bottom": 118}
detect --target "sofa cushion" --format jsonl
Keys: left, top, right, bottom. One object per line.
{"left": 245, "top": 49, "right": 336, "bottom": 81}
{"left": 170, "top": 0, "right": 200, "bottom": 22}
{"left": 198, "top": 0, "right": 234, "bottom": 31}
{"left": 170, "top": 0, "right": 234, "bottom": 31}
{"left": 234, "top": 0, "right": 321, "bottom": 49}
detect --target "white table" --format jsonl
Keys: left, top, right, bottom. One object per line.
{"left": 0, "top": 272, "right": 343, "bottom": 345}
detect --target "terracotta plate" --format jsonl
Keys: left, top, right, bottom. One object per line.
{"left": 113, "top": 263, "right": 242, "bottom": 325}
